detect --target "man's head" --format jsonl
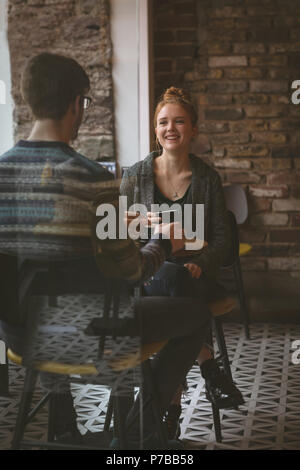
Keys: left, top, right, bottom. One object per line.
{"left": 21, "top": 53, "right": 90, "bottom": 139}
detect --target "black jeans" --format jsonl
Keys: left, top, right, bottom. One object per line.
{"left": 124, "top": 295, "right": 211, "bottom": 442}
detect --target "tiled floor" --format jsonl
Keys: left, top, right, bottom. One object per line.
{"left": 1, "top": 294, "right": 300, "bottom": 450}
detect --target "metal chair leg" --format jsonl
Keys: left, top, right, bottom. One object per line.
{"left": 0, "top": 349, "right": 9, "bottom": 397}
{"left": 142, "top": 360, "right": 168, "bottom": 449}
{"left": 47, "top": 393, "right": 56, "bottom": 442}
{"left": 233, "top": 260, "right": 250, "bottom": 339}
{"left": 11, "top": 368, "right": 38, "bottom": 449}
{"left": 213, "top": 317, "right": 233, "bottom": 383}
{"left": 211, "top": 402, "right": 222, "bottom": 443}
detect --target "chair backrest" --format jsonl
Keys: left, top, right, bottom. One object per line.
{"left": 223, "top": 210, "right": 240, "bottom": 267}
{"left": 223, "top": 184, "right": 248, "bottom": 225}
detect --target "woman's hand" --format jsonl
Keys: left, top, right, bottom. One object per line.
{"left": 184, "top": 263, "right": 202, "bottom": 279}
{"left": 124, "top": 211, "right": 161, "bottom": 228}
{"left": 154, "top": 221, "right": 185, "bottom": 253}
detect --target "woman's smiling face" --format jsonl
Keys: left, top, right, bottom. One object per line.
{"left": 155, "top": 103, "right": 197, "bottom": 154}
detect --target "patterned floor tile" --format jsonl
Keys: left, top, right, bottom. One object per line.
{"left": 1, "top": 294, "right": 300, "bottom": 450}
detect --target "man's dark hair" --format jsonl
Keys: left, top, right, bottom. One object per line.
{"left": 21, "top": 52, "right": 90, "bottom": 120}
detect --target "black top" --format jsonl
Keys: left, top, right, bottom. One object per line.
{"left": 154, "top": 183, "right": 192, "bottom": 225}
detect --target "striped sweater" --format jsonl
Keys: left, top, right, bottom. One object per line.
{"left": 0, "top": 140, "right": 170, "bottom": 282}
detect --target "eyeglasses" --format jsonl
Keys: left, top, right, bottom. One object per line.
{"left": 82, "top": 96, "right": 92, "bottom": 110}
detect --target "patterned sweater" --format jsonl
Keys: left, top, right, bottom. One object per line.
{"left": 120, "top": 152, "right": 230, "bottom": 280}
{"left": 0, "top": 141, "right": 171, "bottom": 283}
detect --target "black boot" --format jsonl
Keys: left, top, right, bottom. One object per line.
{"left": 164, "top": 404, "right": 181, "bottom": 440}
{"left": 200, "top": 359, "right": 244, "bottom": 409}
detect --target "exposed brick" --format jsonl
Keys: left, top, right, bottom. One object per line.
{"left": 198, "top": 122, "right": 230, "bottom": 134}
{"left": 205, "top": 108, "right": 244, "bottom": 120}
{"left": 155, "top": 30, "right": 175, "bottom": 43}
{"left": 240, "top": 258, "right": 267, "bottom": 271}
{"left": 212, "top": 147, "right": 225, "bottom": 158}
{"left": 270, "top": 42, "right": 300, "bottom": 54}
{"left": 233, "top": 93, "right": 270, "bottom": 105}
{"left": 250, "top": 80, "right": 288, "bottom": 93}
{"left": 291, "top": 186, "right": 300, "bottom": 198}
{"left": 273, "top": 199, "right": 300, "bottom": 211}
{"left": 225, "top": 68, "right": 265, "bottom": 80}
{"left": 176, "top": 58, "right": 194, "bottom": 70}
{"left": 207, "top": 81, "right": 247, "bottom": 94}
{"left": 250, "top": 29, "right": 290, "bottom": 42}
{"left": 239, "top": 227, "right": 268, "bottom": 243}
{"left": 249, "top": 185, "right": 289, "bottom": 198}
{"left": 252, "top": 132, "right": 287, "bottom": 145}
{"left": 233, "top": 42, "right": 266, "bottom": 54}
{"left": 246, "top": 6, "right": 278, "bottom": 16}
{"left": 154, "top": 44, "right": 196, "bottom": 58}
{"left": 250, "top": 213, "right": 289, "bottom": 226}
{"left": 270, "top": 229, "right": 300, "bottom": 242}
{"left": 248, "top": 196, "right": 272, "bottom": 213}
{"left": 249, "top": 244, "right": 290, "bottom": 257}
{"left": 231, "top": 120, "right": 268, "bottom": 132}
{"left": 267, "top": 171, "right": 300, "bottom": 185}
{"left": 206, "top": 42, "right": 232, "bottom": 54}
{"left": 223, "top": 171, "right": 262, "bottom": 184}
{"left": 210, "top": 133, "right": 250, "bottom": 145}
{"left": 268, "top": 257, "right": 300, "bottom": 270}
{"left": 208, "top": 6, "right": 245, "bottom": 18}
{"left": 270, "top": 95, "right": 290, "bottom": 105}
{"left": 269, "top": 69, "right": 292, "bottom": 80}
{"left": 207, "top": 69, "right": 224, "bottom": 80}
{"left": 190, "top": 135, "right": 211, "bottom": 154}
{"left": 237, "top": 17, "right": 274, "bottom": 30}
{"left": 175, "top": 2, "right": 196, "bottom": 15}
{"left": 253, "top": 158, "right": 292, "bottom": 171}
{"left": 250, "top": 56, "right": 288, "bottom": 67}
{"left": 177, "top": 30, "right": 197, "bottom": 42}
{"left": 155, "top": 59, "right": 174, "bottom": 73}
{"left": 246, "top": 106, "right": 285, "bottom": 118}
{"left": 226, "top": 145, "right": 269, "bottom": 157}
{"left": 269, "top": 120, "right": 300, "bottom": 131}
{"left": 291, "top": 214, "right": 300, "bottom": 226}
{"left": 208, "top": 56, "right": 247, "bottom": 68}
{"left": 208, "top": 18, "right": 235, "bottom": 29}
{"left": 271, "top": 147, "right": 291, "bottom": 158}
{"left": 207, "top": 30, "right": 247, "bottom": 43}
{"left": 214, "top": 159, "right": 251, "bottom": 169}
{"left": 198, "top": 94, "right": 233, "bottom": 105}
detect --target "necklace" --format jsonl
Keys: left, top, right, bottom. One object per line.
{"left": 167, "top": 177, "right": 187, "bottom": 199}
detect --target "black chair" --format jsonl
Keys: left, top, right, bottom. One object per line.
{"left": 4, "top": 258, "right": 168, "bottom": 450}
{"left": 221, "top": 209, "right": 251, "bottom": 339}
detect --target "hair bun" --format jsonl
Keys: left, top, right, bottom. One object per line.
{"left": 163, "top": 86, "right": 191, "bottom": 104}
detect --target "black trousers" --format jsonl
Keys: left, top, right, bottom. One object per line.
{"left": 124, "top": 295, "right": 211, "bottom": 441}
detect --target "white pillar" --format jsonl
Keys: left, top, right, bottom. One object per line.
{"left": 110, "top": 0, "right": 152, "bottom": 170}
{"left": 0, "top": 0, "right": 14, "bottom": 154}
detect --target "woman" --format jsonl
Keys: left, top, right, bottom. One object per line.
{"left": 120, "top": 87, "right": 244, "bottom": 438}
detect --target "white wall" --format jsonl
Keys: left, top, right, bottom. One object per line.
{"left": 0, "top": 0, "right": 14, "bottom": 154}
{"left": 110, "top": 0, "right": 151, "bottom": 170}
{"left": 111, "top": 0, "right": 139, "bottom": 170}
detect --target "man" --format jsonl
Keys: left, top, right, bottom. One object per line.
{"left": 0, "top": 53, "right": 210, "bottom": 449}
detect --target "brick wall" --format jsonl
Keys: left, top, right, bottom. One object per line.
{"left": 153, "top": 0, "right": 300, "bottom": 282}
{"left": 7, "top": 0, "right": 114, "bottom": 161}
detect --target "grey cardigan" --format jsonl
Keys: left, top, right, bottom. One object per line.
{"left": 120, "top": 152, "right": 230, "bottom": 280}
